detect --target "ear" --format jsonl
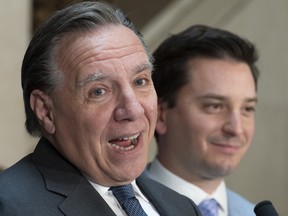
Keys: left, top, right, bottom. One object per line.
{"left": 30, "top": 89, "right": 55, "bottom": 134}
{"left": 155, "top": 101, "right": 168, "bottom": 135}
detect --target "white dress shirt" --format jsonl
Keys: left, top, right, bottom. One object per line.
{"left": 148, "top": 159, "right": 228, "bottom": 216}
{"left": 87, "top": 179, "right": 160, "bottom": 216}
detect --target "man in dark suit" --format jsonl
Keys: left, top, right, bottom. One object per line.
{"left": 0, "top": 2, "right": 201, "bottom": 215}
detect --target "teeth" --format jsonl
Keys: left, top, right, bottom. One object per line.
{"left": 111, "top": 143, "right": 135, "bottom": 151}
{"left": 120, "top": 134, "right": 139, "bottom": 141}
{"left": 109, "top": 133, "right": 140, "bottom": 151}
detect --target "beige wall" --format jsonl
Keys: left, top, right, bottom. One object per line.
{"left": 1, "top": 0, "right": 287, "bottom": 214}
{"left": 0, "top": 0, "right": 36, "bottom": 168}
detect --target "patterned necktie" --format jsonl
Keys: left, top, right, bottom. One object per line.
{"left": 198, "top": 199, "right": 218, "bottom": 216}
{"left": 110, "top": 184, "right": 148, "bottom": 216}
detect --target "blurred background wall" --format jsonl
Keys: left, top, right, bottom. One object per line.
{"left": 0, "top": 0, "right": 36, "bottom": 171}
{"left": 1, "top": 0, "right": 287, "bottom": 214}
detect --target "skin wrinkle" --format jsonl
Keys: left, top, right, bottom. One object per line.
{"left": 57, "top": 30, "right": 143, "bottom": 82}
{"left": 77, "top": 62, "right": 153, "bottom": 87}
{"left": 58, "top": 30, "right": 148, "bottom": 93}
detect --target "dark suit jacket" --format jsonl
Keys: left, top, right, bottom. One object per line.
{"left": 0, "top": 138, "right": 201, "bottom": 216}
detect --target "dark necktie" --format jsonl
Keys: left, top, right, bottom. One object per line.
{"left": 110, "top": 184, "right": 148, "bottom": 216}
{"left": 198, "top": 199, "right": 218, "bottom": 216}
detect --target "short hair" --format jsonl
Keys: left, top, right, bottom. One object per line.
{"left": 21, "top": 1, "right": 151, "bottom": 137}
{"left": 152, "top": 24, "right": 259, "bottom": 108}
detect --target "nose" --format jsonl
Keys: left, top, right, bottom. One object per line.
{"left": 114, "top": 88, "right": 144, "bottom": 122}
{"left": 223, "top": 112, "right": 244, "bottom": 136}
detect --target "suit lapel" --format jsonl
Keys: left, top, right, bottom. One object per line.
{"left": 59, "top": 178, "right": 115, "bottom": 216}
{"left": 136, "top": 174, "right": 201, "bottom": 216}
{"left": 32, "top": 138, "right": 116, "bottom": 216}
{"left": 136, "top": 175, "right": 168, "bottom": 215}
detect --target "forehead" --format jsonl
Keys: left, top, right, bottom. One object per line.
{"left": 57, "top": 25, "right": 145, "bottom": 61}
{"left": 186, "top": 58, "right": 256, "bottom": 96}
{"left": 56, "top": 25, "right": 149, "bottom": 81}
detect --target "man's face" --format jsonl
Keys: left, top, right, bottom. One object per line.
{"left": 44, "top": 26, "right": 157, "bottom": 186}
{"left": 157, "top": 58, "right": 257, "bottom": 182}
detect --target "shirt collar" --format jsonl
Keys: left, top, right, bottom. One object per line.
{"left": 211, "top": 181, "right": 228, "bottom": 214}
{"left": 131, "top": 180, "right": 150, "bottom": 202}
{"left": 148, "top": 159, "right": 228, "bottom": 213}
{"left": 86, "top": 178, "right": 150, "bottom": 203}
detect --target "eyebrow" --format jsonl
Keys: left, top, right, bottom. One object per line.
{"left": 77, "top": 72, "right": 107, "bottom": 87}
{"left": 76, "top": 62, "right": 153, "bottom": 87}
{"left": 135, "top": 62, "right": 153, "bottom": 73}
{"left": 196, "top": 94, "right": 258, "bottom": 103}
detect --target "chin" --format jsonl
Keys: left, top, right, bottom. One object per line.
{"left": 119, "top": 162, "right": 146, "bottom": 180}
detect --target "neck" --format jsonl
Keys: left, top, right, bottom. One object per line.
{"left": 157, "top": 156, "right": 223, "bottom": 194}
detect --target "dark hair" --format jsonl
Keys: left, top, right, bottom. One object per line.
{"left": 152, "top": 24, "right": 259, "bottom": 108}
{"left": 21, "top": 1, "right": 151, "bottom": 137}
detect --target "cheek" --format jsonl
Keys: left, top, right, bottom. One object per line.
{"left": 147, "top": 99, "right": 157, "bottom": 115}
{"left": 53, "top": 106, "right": 78, "bottom": 132}
{"left": 244, "top": 120, "right": 255, "bottom": 143}
{"left": 183, "top": 115, "right": 221, "bottom": 151}
{"left": 61, "top": 107, "right": 107, "bottom": 141}
{"left": 184, "top": 114, "right": 215, "bottom": 137}
{"left": 144, "top": 95, "right": 158, "bottom": 122}
{"left": 184, "top": 122, "right": 209, "bottom": 149}
{"left": 248, "top": 121, "right": 255, "bottom": 136}
{"left": 82, "top": 110, "right": 112, "bottom": 137}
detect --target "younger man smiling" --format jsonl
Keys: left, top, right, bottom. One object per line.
{"left": 148, "top": 25, "right": 259, "bottom": 216}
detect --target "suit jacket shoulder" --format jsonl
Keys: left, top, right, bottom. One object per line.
{"left": 137, "top": 174, "right": 201, "bottom": 216}
{"left": 227, "top": 188, "right": 255, "bottom": 216}
{"left": 0, "top": 138, "right": 116, "bottom": 216}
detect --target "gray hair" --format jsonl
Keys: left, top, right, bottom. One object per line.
{"left": 21, "top": 1, "right": 151, "bottom": 137}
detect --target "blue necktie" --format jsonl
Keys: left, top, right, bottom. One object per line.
{"left": 198, "top": 199, "right": 218, "bottom": 216}
{"left": 110, "top": 184, "right": 148, "bottom": 216}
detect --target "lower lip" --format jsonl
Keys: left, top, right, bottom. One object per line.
{"left": 212, "top": 144, "right": 240, "bottom": 154}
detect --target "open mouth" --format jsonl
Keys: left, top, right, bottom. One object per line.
{"left": 108, "top": 133, "right": 140, "bottom": 151}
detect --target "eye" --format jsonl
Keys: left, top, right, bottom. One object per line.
{"left": 245, "top": 107, "right": 255, "bottom": 112}
{"left": 207, "top": 103, "right": 222, "bottom": 110}
{"left": 90, "top": 88, "right": 106, "bottom": 97}
{"left": 243, "top": 106, "right": 256, "bottom": 115}
{"left": 204, "top": 103, "right": 224, "bottom": 113}
{"left": 134, "top": 78, "right": 148, "bottom": 86}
